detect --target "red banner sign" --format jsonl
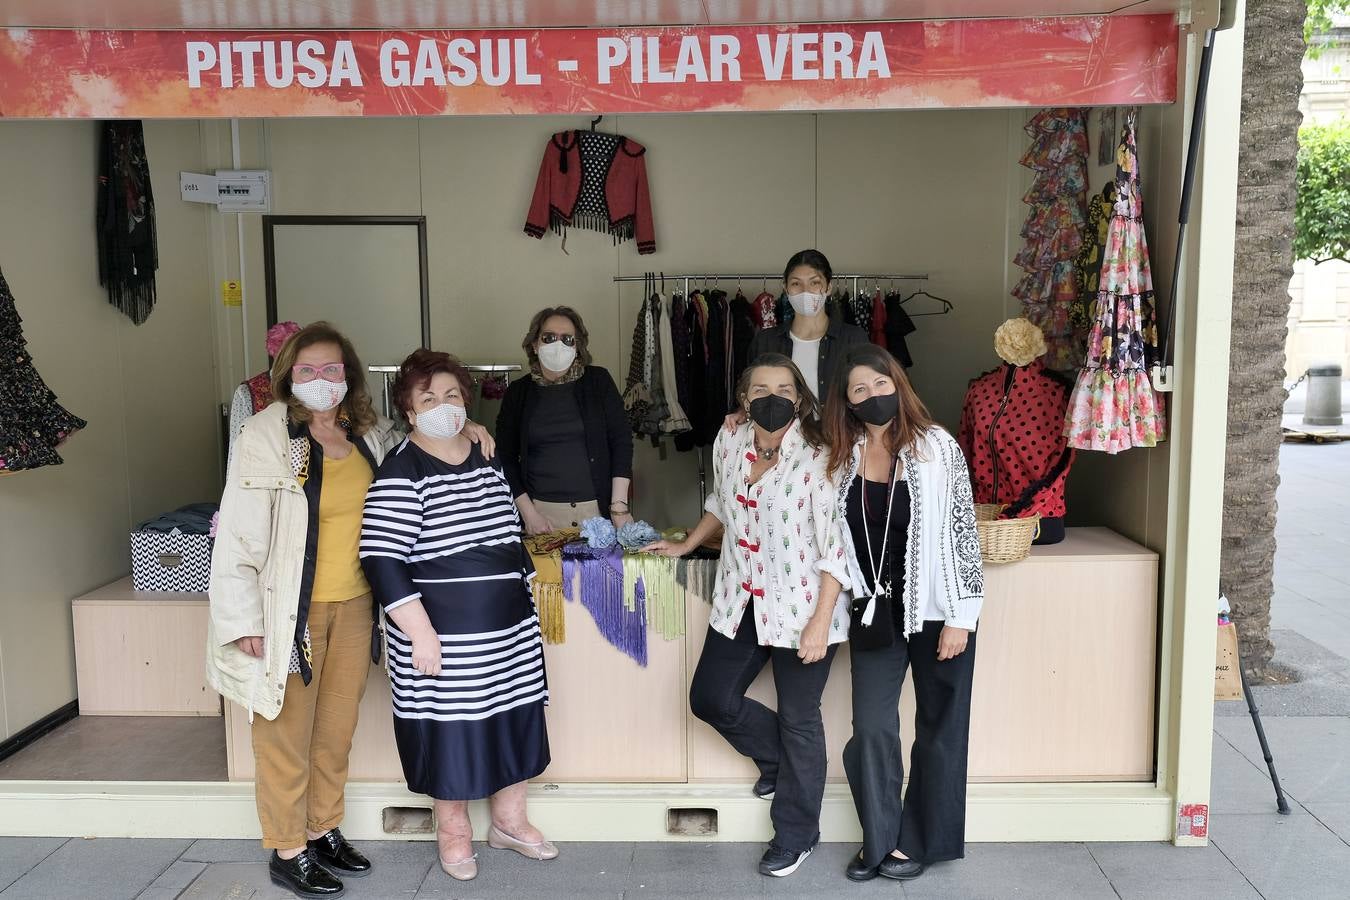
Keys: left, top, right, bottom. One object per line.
{"left": 0, "top": 16, "right": 1176, "bottom": 119}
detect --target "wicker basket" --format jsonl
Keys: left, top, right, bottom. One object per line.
{"left": 975, "top": 504, "right": 1040, "bottom": 564}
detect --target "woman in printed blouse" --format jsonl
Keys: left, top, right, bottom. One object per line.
{"left": 823, "top": 343, "right": 984, "bottom": 884}
{"left": 645, "top": 352, "right": 850, "bottom": 880}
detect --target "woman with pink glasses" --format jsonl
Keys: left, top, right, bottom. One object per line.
{"left": 207, "top": 321, "right": 495, "bottom": 899}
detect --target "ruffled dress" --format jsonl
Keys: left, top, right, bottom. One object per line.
{"left": 1065, "top": 111, "right": 1167, "bottom": 453}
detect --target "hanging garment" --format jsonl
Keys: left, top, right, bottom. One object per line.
{"left": 840, "top": 290, "right": 859, "bottom": 328}
{"left": 1072, "top": 183, "right": 1113, "bottom": 341}
{"left": 97, "top": 121, "right": 158, "bottom": 325}
{"left": 957, "top": 361, "right": 1076, "bottom": 539}
{"left": 623, "top": 287, "right": 655, "bottom": 432}
{"left": 751, "top": 291, "right": 777, "bottom": 330}
{"left": 0, "top": 268, "right": 87, "bottom": 474}
{"left": 640, "top": 294, "right": 669, "bottom": 441}
{"left": 701, "top": 291, "right": 731, "bottom": 445}
{"left": 523, "top": 130, "right": 656, "bottom": 254}
{"left": 683, "top": 293, "right": 711, "bottom": 447}
{"left": 669, "top": 292, "right": 698, "bottom": 452}
{"left": 884, "top": 292, "right": 917, "bottom": 368}
{"left": 729, "top": 289, "right": 757, "bottom": 385}
{"left": 1012, "top": 109, "right": 1090, "bottom": 372}
{"left": 1066, "top": 112, "right": 1167, "bottom": 453}
{"left": 656, "top": 294, "right": 692, "bottom": 435}
{"left": 868, "top": 288, "right": 887, "bottom": 347}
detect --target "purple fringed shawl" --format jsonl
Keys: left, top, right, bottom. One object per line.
{"left": 561, "top": 542, "right": 648, "bottom": 666}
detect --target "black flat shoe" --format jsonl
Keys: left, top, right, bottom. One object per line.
{"left": 752, "top": 774, "right": 776, "bottom": 800}
{"left": 308, "top": 828, "right": 371, "bottom": 877}
{"left": 877, "top": 854, "right": 925, "bottom": 881}
{"left": 270, "top": 849, "right": 345, "bottom": 898}
{"left": 845, "top": 851, "right": 878, "bottom": 882}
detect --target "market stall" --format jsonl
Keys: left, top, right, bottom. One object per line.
{"left": 0, "top": 0, "right": 1242, "bottom": 849}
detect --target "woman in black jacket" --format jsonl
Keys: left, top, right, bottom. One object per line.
{"left": 496, "top": 306, "right": 634, "bottom": 534}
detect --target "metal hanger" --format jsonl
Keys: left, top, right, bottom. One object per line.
{"left": 590, "top": 115, "right": 603, "bottom": 130}
{"left": 900, "top": 289, "right": 954, "bottom": 317}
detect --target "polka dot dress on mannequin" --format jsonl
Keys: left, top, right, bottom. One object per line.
{"left": 956, "top": 317, "right": 1076, "bottom": 545}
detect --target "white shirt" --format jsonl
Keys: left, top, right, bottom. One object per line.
{"left": 789, "top": 333, "right": 822, "bottom": 399}
{"left": 703, "top": 420, "right": 851, "bottom": 649}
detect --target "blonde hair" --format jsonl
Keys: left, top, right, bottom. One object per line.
{"left": 270, "top": 321, "right": 378, "bottom": 435}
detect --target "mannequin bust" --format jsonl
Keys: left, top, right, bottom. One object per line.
{"left": 958, "top": 317, "right": 1075, "bottom": 545}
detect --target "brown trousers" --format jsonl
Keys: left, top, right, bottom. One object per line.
{"left": 252, "top": 593, "right": 372, "bottom": 848}
{"left": 533, "top": 499, "right": 602, "bottom": 531}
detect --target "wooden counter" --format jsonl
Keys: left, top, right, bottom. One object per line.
{"left": 72, "top": 577, "right": 220, "bottom": 717}
{"left": 224, "top": 527, "right": 1158, "bottom": 784}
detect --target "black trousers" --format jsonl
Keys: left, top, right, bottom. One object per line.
{"left": 843, "top": 620, "right": 976, "bottom": 867}
{"left": 689, "top": 608, "right": 838, "bottom": 854}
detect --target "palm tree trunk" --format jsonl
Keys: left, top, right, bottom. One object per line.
{"left": 1224, "top": 0, "right": 1307, "bottom": 680}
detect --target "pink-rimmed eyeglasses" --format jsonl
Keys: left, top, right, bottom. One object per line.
{"left": 292, "top": 363, "right": 346, "bottom": 383}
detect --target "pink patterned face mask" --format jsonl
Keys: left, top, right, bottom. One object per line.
{"left": 292, "top": 377, "right": 348, "bottom": 413}
{"left": 413, "top": 403, "right": 466, "bottom": 439}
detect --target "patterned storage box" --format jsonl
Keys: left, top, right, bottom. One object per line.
{"left": 130, "top": 531, "right": 213, "bottom": 593}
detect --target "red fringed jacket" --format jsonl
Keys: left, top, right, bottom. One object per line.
{"left": 957, "top": 360, "right": 1076, "bottom": 520}
{"left": 523, "top": 130, "right": 656, "bottom": 254}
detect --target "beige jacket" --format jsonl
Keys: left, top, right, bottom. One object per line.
{"left": 206, "top": 401, "right": 398, "bottom": 722}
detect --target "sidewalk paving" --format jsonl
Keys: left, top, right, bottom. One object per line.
{"left": 3, "top": 444, "right": 1350, "bottom": 899}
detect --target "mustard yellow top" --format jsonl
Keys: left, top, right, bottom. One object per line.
{"left": 311, "top": 449, "right": 374, "bottom": 603}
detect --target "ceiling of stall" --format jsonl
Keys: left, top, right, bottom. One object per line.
{"left": 2, "top": 0, "right": 1189, "bottom": 30}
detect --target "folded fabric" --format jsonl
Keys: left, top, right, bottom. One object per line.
{"left": 524, "top": 528, "right": 579, "bottom": 644}
{"left": 563, "top": 541, "right": 646, "bottom": 665}
{"left": 134, "top": 502, "right": 219, "bottom": 535}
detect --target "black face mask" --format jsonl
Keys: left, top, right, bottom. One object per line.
{"left": 748, "top": 395, "right": 796, "bottom": 433}
{"left": 851, "top": 392, "right": 899, "bottom": 427}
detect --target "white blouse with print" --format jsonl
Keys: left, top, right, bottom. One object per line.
{"left": 703, "top": 420, "right": 852, "bottom": 649}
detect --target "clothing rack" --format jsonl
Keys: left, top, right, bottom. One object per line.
{"left": 368, "top": 363, "right": 520, "bottom": 421}
{"left": 612, "top": 272, "right": 929, "bottom": 299}
{"left": 614, "top": 273, "right": 930, "bottom": 502}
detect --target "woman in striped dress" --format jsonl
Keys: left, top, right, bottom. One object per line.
{"left": 360, "top": 349, "right": 554, "bottom": 883}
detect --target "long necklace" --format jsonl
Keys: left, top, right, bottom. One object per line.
{"left": 860, "top": 434, "right": 899, "bottom": 601}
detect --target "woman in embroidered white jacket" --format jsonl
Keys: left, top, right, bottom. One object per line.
{"left": 821, "top": 343, "right": 984, "bottom": 885}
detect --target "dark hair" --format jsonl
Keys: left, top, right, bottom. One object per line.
{"left": 734, "top": 352, "right": 825, "bottom": 447}
{"left": 391, "top": 348, "right": 474, "bottom": 426}
{"left": 521, "top": 306, "right": 592, "bottom": 369}
{"left": 783, "top": 249, "right": 833, "bottom": 285}
{"left": 824, "top": 344, "right": 937, "bottom": 475}
{"left": 270, "top": 321, "right": 377, "bottom": 435}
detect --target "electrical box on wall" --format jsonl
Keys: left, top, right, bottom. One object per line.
{"left": 179, "top": 169, "right": 271, "bottom": 212}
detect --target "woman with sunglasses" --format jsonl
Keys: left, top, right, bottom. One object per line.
{"left": 496, "top": 306, "right": 634, "bottom": 534}
{"left": 208, "top": 321, "right": 400, "bottom": 899}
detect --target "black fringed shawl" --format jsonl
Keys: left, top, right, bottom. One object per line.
{"left": 97, "top": 121, "right": 158, "bottom": 325}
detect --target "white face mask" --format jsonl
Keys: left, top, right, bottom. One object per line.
{"left": 413, "top": 402, "right": 467, "bottom": 439}
{"left": 538, "top": 340, "right": 578, "bottom": 373}
{"left": 292, "top": 377, "right": 348, "bottom": 413}
{"left": 788, "top": 291, "right": 826, "bottom": 318}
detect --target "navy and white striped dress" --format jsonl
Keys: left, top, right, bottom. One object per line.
{"left": 360, "top": 439, "right": 550, "bottom": 800}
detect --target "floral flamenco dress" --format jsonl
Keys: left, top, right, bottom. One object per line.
{"left": 1065, "top": 111, "right": 1166, "bottom": 454}
{"left": 0, "top": 267, "right": 86, "bottom": 474}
